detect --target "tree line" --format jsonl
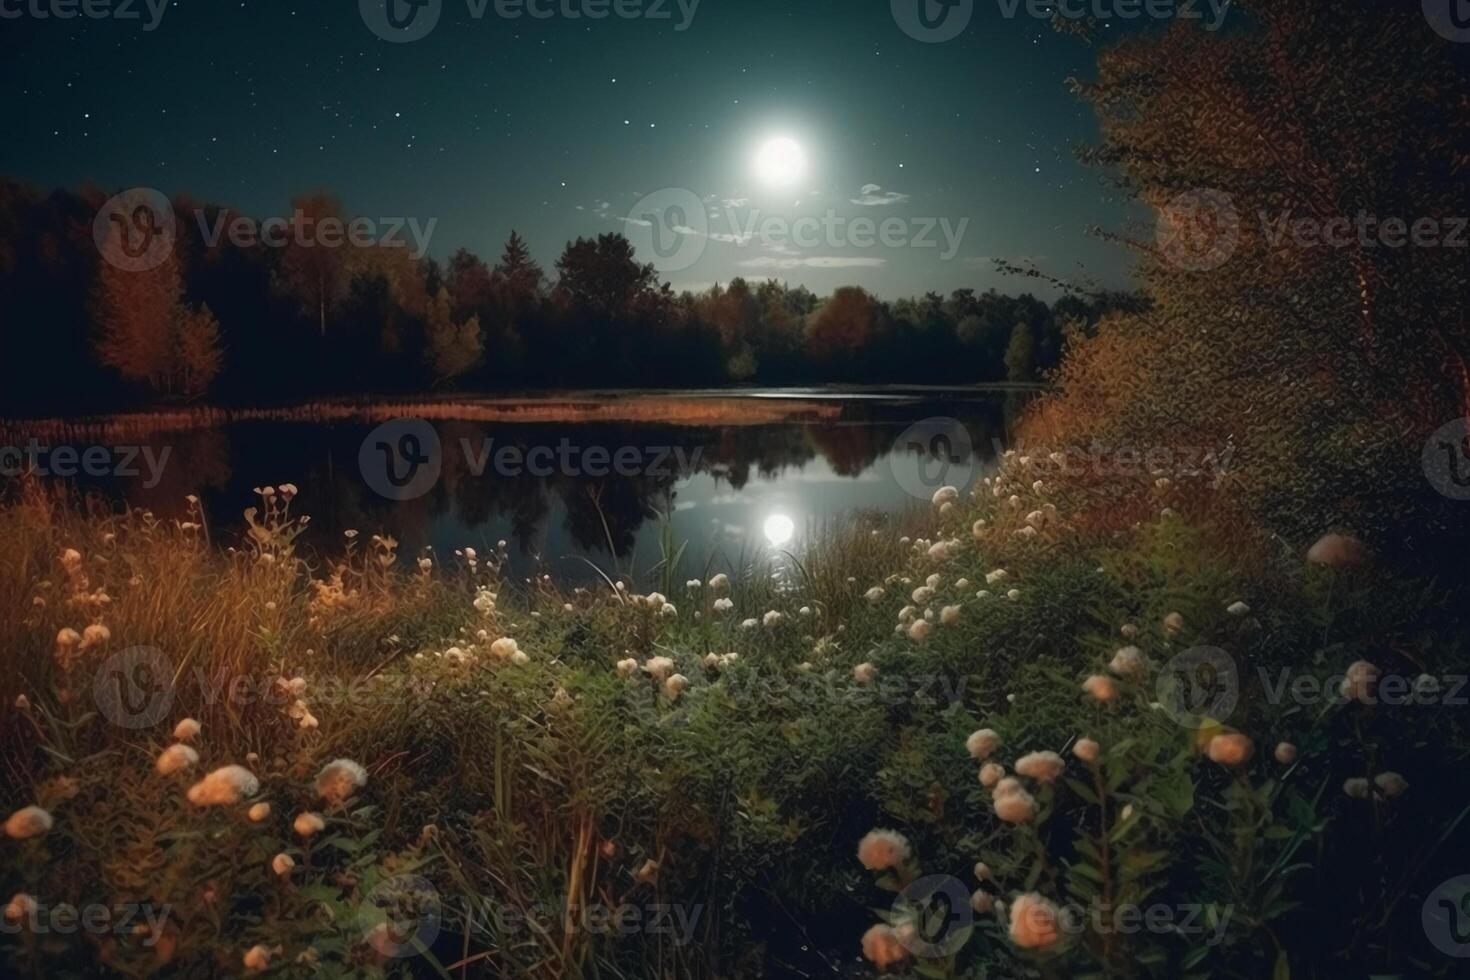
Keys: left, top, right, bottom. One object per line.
{"left": 0, "top": 179, "right": 1143, "bottom": 417}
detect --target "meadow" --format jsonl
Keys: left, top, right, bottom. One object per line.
{"left": 3, "top": 435, "right": 1467, "bottom": 978}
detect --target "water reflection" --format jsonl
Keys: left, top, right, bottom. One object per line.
{"left": 5, "top": 393, "right": 1027, "bottom": 581}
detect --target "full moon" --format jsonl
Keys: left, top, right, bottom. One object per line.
{"left": 763, "top": 513, "right": 796, "bottom": 547}
{"left": 754, "top": 137, "right": 808, "bottom": 188}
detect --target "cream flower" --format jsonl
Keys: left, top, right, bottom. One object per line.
{"left": 966, "top": 728, "right": 1001, "bottom": 760}
{"left": 155, "top": 743, "right": 200, "bottom": 776}
{"left": 1109, "top": 646, "right": 1145, "bottom": 678}
{"left": 664, "top": 674, "right": 689, "bottom": 700}
{"left": 864, "top": 586, "right": 886, "bottom": 605}
{"left": 644, "top": 656, "right": 676, "bottom": 682}
{"left": 861, "top": 923, "right": 909, "bottom": 969}
{"left": 315, "top": 758, "right": 368, "bottom": 805}
{"left": 294, "top": 812, "right": 326, "bottom": 837}
{"left": 979, "top": 762, "right": 1005, "bottom": 787}
{"left": 854, "top": 662, "right": 878, "bottom": 685}
{"left": 1008, "top": 893, "right": 1061, "bottom": 949}
{"left": 1015, "top": 751, "right": 1066, "bottom": 784}
{"left": 616, "top": 658, "right": 639, "bottom": 677}
{"left": 1374, "top": 772, "right": 1409, "bottom": 799}
{"left": 857, "top": 829, "right": 911, "bottom": 871}
{"left": 1162, "top": 612, "right": 1185, "bottom": 636}
{"left": 172, "top": 718, "right": 201, "bottom": 741}
{"left": 1274, "top": 742, "right": 1298, "bottom": 765}
{"left": 271, "top": 853, "right": 295, "bottom": 876}
{"left": 1082, "top": 674, "right": 1119, "bottom": 703}
{"left": 992, "top": 779, "right": 1038, "bottom": 824}
{"left": 1339, "top": 660, "right": 1379, "bottom": 703}
{"left": 1206, "top": 733, "right": 1255, "bottom": 767}
{"left": 940, "top": 605, "right": 961, "bottom": 626}
{"left": 186, "top": 765, "right": 259, "bottom": 806}
{"left": 1072, "top": 739, "right": 1100, "bottom": 764}
{"left": 3, "top": 805, "right": 53, "bottom": 840}
{"left": 907, "top": 619, "right": 933, "bottom": 643}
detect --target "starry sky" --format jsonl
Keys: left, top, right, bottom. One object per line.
{"left": 3, "top": 0, "right": 1144, "bottom": 298}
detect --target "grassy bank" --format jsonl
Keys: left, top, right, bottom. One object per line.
{"left": 2, "top": 457, "right": 1468, "bottom": 978}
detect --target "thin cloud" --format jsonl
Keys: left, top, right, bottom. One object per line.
{"left": 738, "top": 256, "right": 887, "bottom": 269}
{"left": 850, "top": 184, "right": 910, "bottom": 206}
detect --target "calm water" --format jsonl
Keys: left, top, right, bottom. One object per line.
{"left": 11, "top": 390, "right": 1030, "bottom": 582}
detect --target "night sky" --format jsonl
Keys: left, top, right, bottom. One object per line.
{"left": 3, "top": 0, "right": 1147, "bottom": 298}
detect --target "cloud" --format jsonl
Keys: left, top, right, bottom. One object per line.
{"left": 850, "top": 184, "right": 910, "bottom": 206}
{"left": 737, "top": 256, "right": 887, "bottom": 269}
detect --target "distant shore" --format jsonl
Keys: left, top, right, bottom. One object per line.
{"left": 0, "top": 385, "right": 1041, "bottom": 441}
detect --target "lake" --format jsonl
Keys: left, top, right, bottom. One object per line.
{"left": 1, "top": 388, "right": 1033, "bottom": 582}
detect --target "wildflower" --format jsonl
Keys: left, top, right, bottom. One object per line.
{"left": 972, "top": 520, "right": 987, "bottom": 539}
{"left": 4, "top": 805, "right": 53, "bottom": 840}
{"left": 970, "top": 889, "right": 995, "bottom": 913}
{"left": 1082, "top": 675, "right": 1119, "bottom": 703}
{"left": 1274, "top": 742, "right": 1298, "bottom": 765}
{"left": 249, "top": 802, "right": 272, "bottom": 822}
{"left": 316, "top": 759, "right": 368, "bottom": 805}
{"left": 853, "top": 662, "right": 878, "bottom": 685}
{"left": 79, "top": 624, "right": 111, "bottom": 649}
{"left": 635, "top": 859, "right": 659, "bottom": 884}
{"left": 1339, "top": 660, "right": 1379, "bottom": 703}
{"left": 1008, "top": 893, "right": 1061, "bottom": 950}
{"left": 908, "top": 619, "right": 933, "bottom": 643}
{"left": 973, "top": 861, "right": 993, "bottom": 881}
{"left": 1206, "top": 733, "right": 1254, "bottom": 767}
{"left": 927, "top": 540, "right": 954, "bottom": 561}
{"left": 1306, "top": 532, "right": 1367, "bottom": 567}
{"left": 926, "top": 573, "right": 942, "bottom": 589}
{"left": 940, "top": 605, "right": 961, "bottom": 626}
{"left": 1072, "top": 739, "right": 1100, "bottom": 764}
{"left": 857, "top": 829, "right": 911, "bottom": 871}
{"left": 686, "top": 578, "right": 702, "bottom": 589}
{"left": 740, "top": 617, "right": 758, "bottom": 629}
{"left": 985, "top": 569, "right": 1008, "bottom": 585}
{"left": 979, "top": 762, "right": 1005, "bottom": 787}
{"left": 294, "top": 812, "right": 326, "bottom": 837}
{"left": 1015, "top": 751, "right": 1066, "bottom": 784}
{"left": 1005, "top": 589, "right": 1021, "bottom": 601}
{"left": 616, "top": 658, "right": 639, "bottom": 677}
{"left": 1226, "top": 600, "right": 1250, "bottom": 616}
{"left": 911, "top": 586, "right": 935, "bottom": 606}
{"left": 56, "top": 627, "right": 82, "bottom": 650}
{"left": 1162, "top": 612, "right": 1185, "bottom": 636}
{"left": 664, "top": 674, "right": 689, "bottom": 700}
{"left": 966, "top": 729, "right": 1001, "bottom": 760}
{"left": 708, "top": 573, "right": 730, "bottom": 591}
{"left": 61, "top": 548, "right": 82, "bottom": 568}
{"left": 3, "top": 893, "right": 37, "bottom": 924}
{"left": 186, "top": 765, "right": 260, "bottom": 806}
{"left": 1120, "top": 623, "right": 1139, "bottom": 639}
{"left": 1109, "top": 646, "right": 1145, "bottom": 678}
{"left": 173, "top": 718, "right": 202, "bottom": 741}
{"left": 932, "top": 486, "right": 959, "bottom": 508}
{"left": 13, "top": 695, "right": 28, "bottom": 711}
{"left": 992, "top": 779, "right": 1038, "bottom": 824}
{"left": 898, "top": 605, "right": 918, "bottom": 623}
{"left": 865, "top": 586, "right": 886, "bottom": 605}
{"left": 243, "top": 944, "right": 278, "bottom": 972}
{"left": 861, "top": 923, "right": 909, "bottom": 969}
{"left": 1374, "top": 772, "right": 1409, "bottom": 799}
{"left": 713, "top": 597, "right": 734, "bottom": 614}
{"left": 490, "top": 638, "right": 520, "bottom": 661}
{"left": 511, "top": 650, "right": 530, "bottom": 666}
{"left": 1343, "top": 777, "right": 1370, "bottom": 800}
{"left": 271, "top": 853, "right": 295, "bottom": 876}
{"left": 644, "top": 656, "right": 676, "bottom": 682}
{"left": 660, "top": 603, "right": 679, "bottom": 619}
{"left": 156, "top": 743, "right": 200, "bottom": 776}
{"left": 763, "top": 610, "right": 784, "bottom": 628}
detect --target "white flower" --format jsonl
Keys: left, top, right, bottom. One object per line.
{"left": 186, "top": 765, "right": 260, "bottom": 806}
{"left": 664, "top": 674, "right": 689, "bottom": 700}
{"left": 1374, "top": 772, "right": 1409, "bottom": 799}
{"left": 712, "top": 597, "right": 734, "bottom": 614}
{"left": 763, "top": 610, "right": 784, "bottom": 628}
{"left": 616, "top": 658, "right": 639, "bottom": 677}
{"left": 940, "top": 605, "right": 961, "bottom": 626}
{"left": 490, "top": 637, "right": 520, "bottom": 661}
{"left": 932, "top": 486, "right": 960, "bottom": 508}
{"left": 1226, "top": 600, "right": 1250, "bottom": 616}
{"left": 853, "top": 662, "right": 878, "bottom": 685}
{"left": 660, "top": 603, "right": 679, "bottom": 618}
{"left": 908, "top": 619, "right": 932, "bottom": 643}
{"left": 271, "top": 853, "right": 295, "bottom": 876}
{"left": 1072, "top": 739, "right": 1100, "bottom": 764}
{"left": 1109, "top": 646, "right": 1145, "bottom": 677}
{"left": 972, "top": 519, "right": 987, "bottom": 539}
{"left": 740, "top": 618, "right": 758, "bottom": 630}
{"left": 316, "top": 759, "right": 368, "bottom": 805}
{"left": 294, "top": 812, "right": 326, "bottom": 837}
{"left": 4, "top": 805, "right": 53, "bottom": 840}
{"left": 155, "top": 743, "right": 200, "bottom": 776}
{"left": 1120, "top": 623, "right": 1139, "bottom": 639}
{"left": 1162, "top": 612, "right": 1185, "bottom": 636}
{"left": 1005, "top": 588, "right": 1021, "bottom": 601}
{"left": 418, "top": 558, "right": 432, "bottom": 572}
{"left": 857, "top": 829, "right": 911, "bottom": 870}
{"left": 708, "top": 573, "right": 730, "bottom": 591}
{"left": 911, "top": 586, "right": 935, "bottom": 605}
{"left": 1343, "top": 777, "right": 1370, "bottom": 799}
{"left": 864, "top": 586, "right": 886, "bottom": 605}
{"left": 966, "top": 729, "right": 1001, "bottom": 760}
{"left": 1015, "top": 751, "right": 1066, "bottom": 784}
{"left": 511, "top": 650, "right": 530, "bottom": 665}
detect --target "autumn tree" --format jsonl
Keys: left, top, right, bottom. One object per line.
{"left": 424, "top": 286, "right": 483, "bottom": 384}
{"left": 278, "top": 192, "right": 349, "bottom": 335}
